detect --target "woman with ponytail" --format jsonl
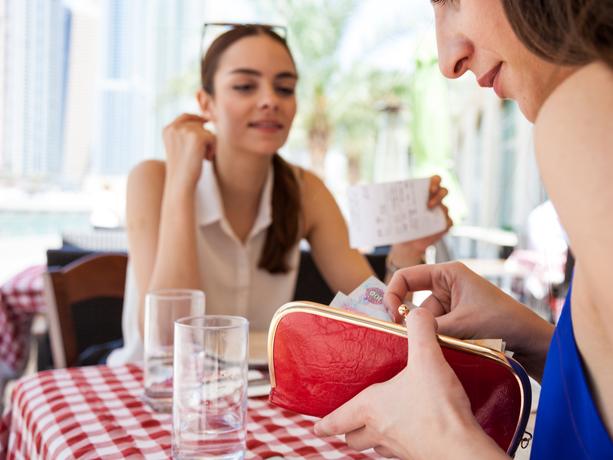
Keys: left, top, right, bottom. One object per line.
{"left": 109, "top": 24, "right": 450, "bottom": 365}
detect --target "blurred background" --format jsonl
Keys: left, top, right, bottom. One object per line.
{"left": 0, "top": 0, "right": 566, "bottom": 312}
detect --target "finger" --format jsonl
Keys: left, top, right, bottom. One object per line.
{"left": 437, "top": 204, "right": 453, "bottom": 229}
{"left": 417, "top": 293, "right": 448, "bottom": 318}
{"left": 417, "top": 293, "right": 462, "bottom": 337}
{"left": 384, "top": 265, "right": 438, "bottom": 312}
{"left": 406, "top": 308, "right": 445, "bottom": 366}
{"left": 428, "top": 187, "right": 448, "bottom": 208}
{"left": 429, "top": 175, "right": 442, "bottom": 194}
{"left": 314, "top": 394, "right": 367, "bottom": 437}
{"left": 173, "top": 113, "right": 208, "bottom": 124}
{"left": 374, "top": 445, "right": 396, "bottom": 457}
{"left": 344, "top": 426, "right": 379, "bottom": 452}
{"left": 387, "top": 302, "right": 405, "bottom": 324}
{"left": 446, "top": 215, "right": 454, "bottom": 230}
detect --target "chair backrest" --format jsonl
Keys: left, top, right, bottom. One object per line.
{"left": 44, "top": 253, "right": 128, "bottom": 368}
{"left": 46, "top": 247, "right": 97, "bottom": 268}
{"left": 292, "top": 250, "right": 387, "bottom": 304}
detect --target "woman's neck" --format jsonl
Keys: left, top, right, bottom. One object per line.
{"left": 213, "top": 146, "right": 273, "bottom": 241}
{"left": 214, "top": 147, "right": 271, "bottom": 201}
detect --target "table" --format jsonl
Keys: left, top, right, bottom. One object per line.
{"left": 0, "top": 265, "right": 46, "bottom": 380}
{"left": 0, "top": 365, "right": 381, "bottom": 459}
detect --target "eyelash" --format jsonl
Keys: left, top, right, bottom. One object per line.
{"left": 233, "top": 84, "right": 255, "bottom": 92}
{"left": 277, "top": 87, "right": 295, "bottom": 96}
{"left": 232, "top": 84, "right": 295, "bottom": 96}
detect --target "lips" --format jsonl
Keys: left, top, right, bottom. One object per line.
{"left": 477, "top": 62, "right": 504, "bottom": 98}
{"left": 248, "top": 120, "right": 283, "bottom": 131}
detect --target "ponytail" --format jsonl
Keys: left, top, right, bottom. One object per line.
{"left": 258, "top": 154, "right": 301, "bottom": 274}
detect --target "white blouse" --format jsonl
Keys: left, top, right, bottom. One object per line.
{"left": 108, "top": 161, "right": 300, "bottom": 365}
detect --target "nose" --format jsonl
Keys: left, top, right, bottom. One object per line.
{"left": 258, "top": 85, "right": 279, "bottom": 111}
{"left": 434, "top": 13, "right": 473, "bottom": 79}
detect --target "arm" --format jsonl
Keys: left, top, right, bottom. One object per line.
{"left": 301, "top": 171, "right": 374, "bottom": 294}
{"left": 534, "top": 61, "right": 613, "bottom": 432}
{"left": 127, "top": 113, "right": 215, "bottom": 335}
{"left": 125, "top": 160, "right": 201, "bottom": 337}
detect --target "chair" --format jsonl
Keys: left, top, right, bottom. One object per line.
{"left": 292, "top": 250, "right": 387, "bottom": 304}
{"left": 44, "top": 253, "right": 127, "bottom": 368}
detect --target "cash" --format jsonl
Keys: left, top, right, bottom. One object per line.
{"left": 330, "top": 276, "right": 393, "bottom": 322}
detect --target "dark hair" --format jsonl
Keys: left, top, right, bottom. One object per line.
{"left": 201, "top": 25, "right": 301, "bottom": 274}
{"left": 502, "top": 0, "right": 613, "bottom": 69}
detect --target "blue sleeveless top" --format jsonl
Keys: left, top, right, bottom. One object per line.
{"left": 531, "top": 288, "right": 613, "bottom": 459}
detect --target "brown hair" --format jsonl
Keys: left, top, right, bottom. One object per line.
{"left": 201, "top": 25, "right": 301, "bottom": 274}
{"left": 502, "top": 0, "right": 613, "bottom": 69}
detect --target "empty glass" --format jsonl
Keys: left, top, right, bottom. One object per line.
{"left": 143, "top": 289, "right": 205, "bottom": 413}
{"left": 172, "top": 315, "right": 249, "bottom": 460}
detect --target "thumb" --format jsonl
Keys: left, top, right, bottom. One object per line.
{"left": 406, "top": 308, "right": 445, "bottom": 367}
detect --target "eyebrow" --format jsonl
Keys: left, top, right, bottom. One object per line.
{"left": 229, "top": 68, "right": 298, "bottom": 80}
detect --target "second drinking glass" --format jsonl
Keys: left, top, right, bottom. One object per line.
{"left": 144, "top": 289, "right": 205, "bottom": 413}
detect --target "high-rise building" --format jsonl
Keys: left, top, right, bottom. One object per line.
{"left": 1, "top": 0, "right": 262, "bottom": 182}
{"left": 92, "top": 0, "right": 149, "bottom": 176}
{"left": 148, "top": 0, "right": 209, "bottom": 159}
{"left": 61, "top": 0, "right": 102, "bottom": 185}
{"left": 1, "top": 0, "right": 70, "bottom": 180}
{"left": 92, "top": 0, "right": 210, "bottom": 176}
{"left": 0, "top": 0, "right": 6, "bottom": 173}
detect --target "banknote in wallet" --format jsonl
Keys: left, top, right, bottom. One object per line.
{"left": 330, "top": 276, "right": 393, "bottom": 322}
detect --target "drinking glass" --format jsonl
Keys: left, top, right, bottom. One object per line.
{"left": 172, "top": 315, "right": 249, "bottom": 460}
{"left": 143, "top": 289, "right": 205, "bottom": 413}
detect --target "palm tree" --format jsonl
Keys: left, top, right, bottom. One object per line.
{"left": 265, "top": 0, "right": 433, "bottom": 183}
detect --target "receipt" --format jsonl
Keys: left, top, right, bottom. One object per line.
{"left": 347, "top": 178, "right": 447, "bottom": 248}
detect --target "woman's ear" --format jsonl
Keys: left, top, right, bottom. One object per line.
{"left": 196, "top": 89, "right": 215, "bottom": 121}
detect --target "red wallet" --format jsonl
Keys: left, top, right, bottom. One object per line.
{"left": 268, "top": 301, "right": 531, "bottom": 456}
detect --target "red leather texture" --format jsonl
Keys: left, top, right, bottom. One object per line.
{"left": 269, "top": 311, "right": 525, "bottom": 453}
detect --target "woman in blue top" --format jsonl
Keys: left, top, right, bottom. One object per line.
{"left": 315, "top": 0, "right": 613, "bottom": 458}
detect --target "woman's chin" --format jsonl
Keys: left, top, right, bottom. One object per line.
{"left": 517, "top": 98, "right": 538, "bottom": 123}
{"left": 243, "top": 144, "right": 284, "bottom": 157}
{"left": 250, "top": 139, "right": 288, "bottom": 155}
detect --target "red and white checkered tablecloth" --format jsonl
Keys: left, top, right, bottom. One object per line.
{"left": 0, "top": 265, "right": 46, "bottom": 377}
{"left": 0, "top": 365, "right": 383, "bottom": 459}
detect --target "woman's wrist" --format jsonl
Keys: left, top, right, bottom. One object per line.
{"left": 164, "top": 164, "right": 200, "bottom": 195}
{"left": 458, "top": 421, "right": 509, "bottom": 460}
{"left": 388, "top": 245, "right": 425, "bottom": 270}
{"left": 510, "top": 312, "right": 554, "bottom": 381}
{"left": 162, "top": 177, "right": 197, "bottom": 206}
